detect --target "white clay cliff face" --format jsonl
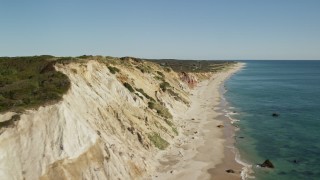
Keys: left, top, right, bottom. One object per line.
{"left": 0, "top": 60, "right": 191, "bottom": 180}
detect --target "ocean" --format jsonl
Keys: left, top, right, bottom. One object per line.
{"left": 225, "top": 61, "right": 320, "bottom": 180}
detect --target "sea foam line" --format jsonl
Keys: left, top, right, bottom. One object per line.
{"left": 220, "top": 63, "right": 253, "bottom": 179}
{"left": 235, "top": 151, "right": 255, "bottom": 180}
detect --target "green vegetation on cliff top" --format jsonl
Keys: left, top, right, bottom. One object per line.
{"left": 0, "top": 55, "right": 234, "bottom": 113}
{"left": 0, "top": 56, "right": 70, "bottom": 113}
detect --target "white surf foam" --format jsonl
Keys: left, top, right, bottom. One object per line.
{"left": 235, "top": 150, "right": 255, "bottom": 180}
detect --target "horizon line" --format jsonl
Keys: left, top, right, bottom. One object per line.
{"left": 0, "top": 55, "right": 319, "bottom": 61}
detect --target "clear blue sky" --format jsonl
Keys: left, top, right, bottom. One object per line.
{"left": 1, "top": 0, "right": 320, "bottom": 60}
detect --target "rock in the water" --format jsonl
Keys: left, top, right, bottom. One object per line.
{"left": 260, "top": 159, "right": 275, "bottom": 168}
{"left": 226, "top": 169, "right": 235, "bottom": 173}
{"left": 217, "top": 125, "right": 224, "bottom": 128}
{"left": 278, "top": 171, "right": 287, "bottom": 175}
{"left": 272, "top": 113, "right": 280, "bottom": 117}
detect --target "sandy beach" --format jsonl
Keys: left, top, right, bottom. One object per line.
{"left": 154, "top": 63, "right": 245, "bottom": 180}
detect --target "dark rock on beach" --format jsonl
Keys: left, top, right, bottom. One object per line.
{"left": 226, "top": 169, "right": 235, "bottom": 173}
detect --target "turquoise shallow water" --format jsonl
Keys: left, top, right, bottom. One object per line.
{"left": 225, "top": 61, "right": 320, "bottom": 180}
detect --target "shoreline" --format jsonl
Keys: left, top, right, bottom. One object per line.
{"left": 154, "top": 63, "right": 245, "bottom": 180}
{"left": 209, "top": 63, "right": 247, "bottom": 180}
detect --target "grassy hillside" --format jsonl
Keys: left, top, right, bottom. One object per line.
{"left": 0, "top": 56, "right": 70, "bottom": 113}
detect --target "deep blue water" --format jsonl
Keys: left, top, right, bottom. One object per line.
{"left": 225, "top": 61, "right": 320, "bottom": 180}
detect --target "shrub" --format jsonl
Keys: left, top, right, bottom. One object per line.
{"left": 137, "top": 66, "right": 146, "bottom": 73}
{"left": 164, "top": 67, "right": 171, "bottom": 72}
{"left": 0, "top": 56, "right": 70, "bottom": 113}
{"left": 77, "top": 55, "right": 93, "bottom": 59}
{"left": 56, "top": 57, "right": 74, "bottom": 62}
{"left": 155, "top": 76, "right": 164, "bottom": 81}
{"left": 148, "top": 101, "right": 155, "bottom": 109}
{"left": 0, "top": 118, "right": 14, "bottom": 128}
{"left": 162, "top": 118, "right": 178, "bottom": 135}
{"left": 71, "top": 68, "right": 77, "bottom": 73}
{"left": 164, "top": 118, "right": 174, "bottom": 127}
{"left": 156, "top": 71, "right": 164, "bottom": 77}
{"left": 123, "top": 82, "right": 134, "bottom": 92}
{"left": 136, "top": 88, "right": 155, "bottom": 102}
{"left": 148, "top": 101, "right": 172, "bottom": 119}
{"left": 148, "top": 133, "right": 169, "bottom": 150}
{"left": 135, "top": 93, "right": 143, "bottom": 99}
{"left": 136, "top": 65, "right": 152, "bottom": 74}
{"left": 107, "top": 66, "right": 120, "bottom": 74}
{"left": 172, "top": 127, "right": 178, "bottom": 135}
{"left": 167, "top": 89, "right": 188, "bottom": 104}
{"left": 160, "top": 81, "right": 171, "bottom": 92}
